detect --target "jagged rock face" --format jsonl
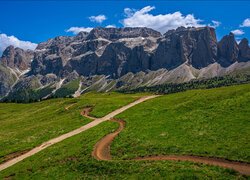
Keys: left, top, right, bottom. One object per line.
{"left": 96, "top": 42, "right": 152, "bottom": 78}
{"left": 96, "top": 42, "right": 131, "bottom": 77}
{"left": 31, "top": 27, "right": 160, "bottom": 78}
{"left": 190, "top": 27, "right": 217, "bottom": 68}
{"left": 74, "top": 31, "right": 89, "bottom": 41}
{"left": 218, "top": 33, "right": 239, "bottom": 66}
{"left": 126, "top": 46, "right": 151, "bottom": 73}
{"left": 86, "top": 27, "right": 161, "bottom": 40}
{"left": 0, "top": 46, "right": 34, "bottom": 70}
{"left": 1, "top": 26, "right": 250, "bottom": 102}
{"left": 239, "top": 38, "right": 250, "bottom": 62}
{"left": 36, "top": 36, "right": 74, "bottom": 51}
{"left": 32, "top": 36, "right": 77, "bottom": 76}
{"left": 31, "top": 53, "right": 64, "bottom": 76}
{"left": 72, "top": 39, "right": 110, "bottom": 57}
{"left": 31, "top": 27, "right": 222, "bottom": 78}
{"left": 64, "top": 53, "right": 98, "bottom": 76}
{"left": 152, "top": 27, "right": 217, "bottom": 70}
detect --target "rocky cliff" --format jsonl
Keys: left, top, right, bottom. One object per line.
{"left": 0, "top": 26, "right": 250, "bottom": 101}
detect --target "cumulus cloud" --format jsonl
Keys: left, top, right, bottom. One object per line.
{"left": 66, "top": 27, "right": 93, "bottom": 34}
{"left": 231, "top": 29, "right": 245, "bottom": 35}
{"left": 0, "top": 33, "right": 37, "bottom": 55}
{"left": 240, "top": 18, "right": 250, "bottom": 27}
{"left": 106, "top": 24, "right": 116, "bottom": 28}
{"left": 89, "top": 15, "right": 107, "bottom": 23}
{"left": 122, "top": 6, "right": 204, "bottom": 33}
{"left": 208, "top": 20, "right": 221, "bottom": 28}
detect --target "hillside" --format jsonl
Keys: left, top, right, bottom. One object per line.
{"left": 115, "top": 84, "right": 250, "bottom": 162}
{"left": 0, "top": 84, "right": 249, "bottom": 179}
{"left": 0, "top": 92, "right": 145, "bottom": 164}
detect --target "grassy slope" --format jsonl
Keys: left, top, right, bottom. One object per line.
{"left": 114, "top": 84, "right": 250, "bottom": 162}
{"left": 0, "top": 122, "right": 245, "bottom": 179}
{"left": 53, "top": 79, "right": 80, "bottom": 98}
{"left": 0, "top": 92, "right": 145, "bottom": 163}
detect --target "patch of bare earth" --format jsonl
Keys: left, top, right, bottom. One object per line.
{"left": 92, "top": 119, "right": 125, "bottom": 160}
{"left": 80, "top": 106, "right": 96, "bottom": 120}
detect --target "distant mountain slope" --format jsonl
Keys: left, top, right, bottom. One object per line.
{"left": 0, "top": 26, "right": 250, "bottom": 102}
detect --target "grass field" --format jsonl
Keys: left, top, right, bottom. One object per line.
{"left": 0, "top": 121, "right": 245, "bottom": 179}
{"left": 0, "top": 85, "right": 249, "bottom": 179}
{"left": 0, "top": 92, "right": 145, "bottom": 163}
{"left": 114, "top": 84, "right": 250, "bottom": 162}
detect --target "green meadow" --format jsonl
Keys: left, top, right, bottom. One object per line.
{"left": 0, "top": 122, "right": 244, "bottom": 179}
{"left": 0, "top": 92, "right": 144, "bottom": 163}
{"left": 114, "top": 84, "right": 250, "bottom": 162}
{"left": 0, "top": 84, "right": 249, "bottom": 179}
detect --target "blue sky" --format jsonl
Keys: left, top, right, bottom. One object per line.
{"left": 0, "top": 1, "right": 250, "bottom": 53}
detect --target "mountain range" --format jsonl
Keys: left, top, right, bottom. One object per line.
{"left": 0, "top": 26, "right": 250, "bottom": 102}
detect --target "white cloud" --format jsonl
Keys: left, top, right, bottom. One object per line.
{"left": 240, "top": 18, "right": 250, "bottom": 27}
{"left": 89, "top": 15, "right": 107, "bottom": 23}
{"left": 122, "top": 6, "right": 204, "bottom": 34}
{"left": 0, "top": 33, "right": 37, "bottom": 55}
{"left": 124, "top": 8, "right": 136, "bottom": 17}
{"left": 66, "top": 27, "right": 93, "bottom": 34}
{"left": 231, "top": 29, "right": 245, "bottom": 35}
{"left": 106, "top": 24, "right": 116, "bottom": 28}
{"left": 208, "top": 20, "right": 221, "bottom": 28}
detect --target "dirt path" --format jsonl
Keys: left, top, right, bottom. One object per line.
{"left": 80, "top": 107, "right": 96, "bottom": 120}
{"left": 0, "top": 95, "right": 158, "bottom": 172}
{"left": 65, "top": 104, "right": 95, "bottom": 120}
{"left": 92, "top": 119, "right": 250, "bottom": 176}
{"left": 92, "top": 119, "right": 125, "bottom": 160}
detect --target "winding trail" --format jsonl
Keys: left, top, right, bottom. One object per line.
{"left": 92, "top": 119, "right": 125, "bottom": 160}
{"left": 0, "top": 95, "right": 158, "bottom": 172}
{"left": 80, "top": 107, "right": 95, "bottom": 120}
{"left": 92, "top": 119, "right": 250, "bottom": 176}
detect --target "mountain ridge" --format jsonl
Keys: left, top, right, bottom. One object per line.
{"left": 0, "top": 26, "right": 250, "bottom": 101}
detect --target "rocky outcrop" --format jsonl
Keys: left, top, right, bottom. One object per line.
{"left": 30, "top": 27, "right": 160, "bottom": 78}
{"left": 152, "top": 27, "right": 217, "bottom": 70}
{"left": 64, "top": 52, "right": 98, "bottom": 76}
{"left": 238, "top": 38, "right": 250, "bottom": 62}
{"left": 218, "top": 33, "right": 239, "bottom": 66}
{"left": 86, "top": 27, "right": 161, "bottom": 41}
{"left": 0, "top": 45, "right": 34, "bottom": 70}
{"left": 0, "top": 46, "right": 34, "bottom": 97}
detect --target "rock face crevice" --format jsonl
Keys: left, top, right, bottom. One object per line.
{"left": 0, "top": 26, "right": 250, "bottom": 99}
